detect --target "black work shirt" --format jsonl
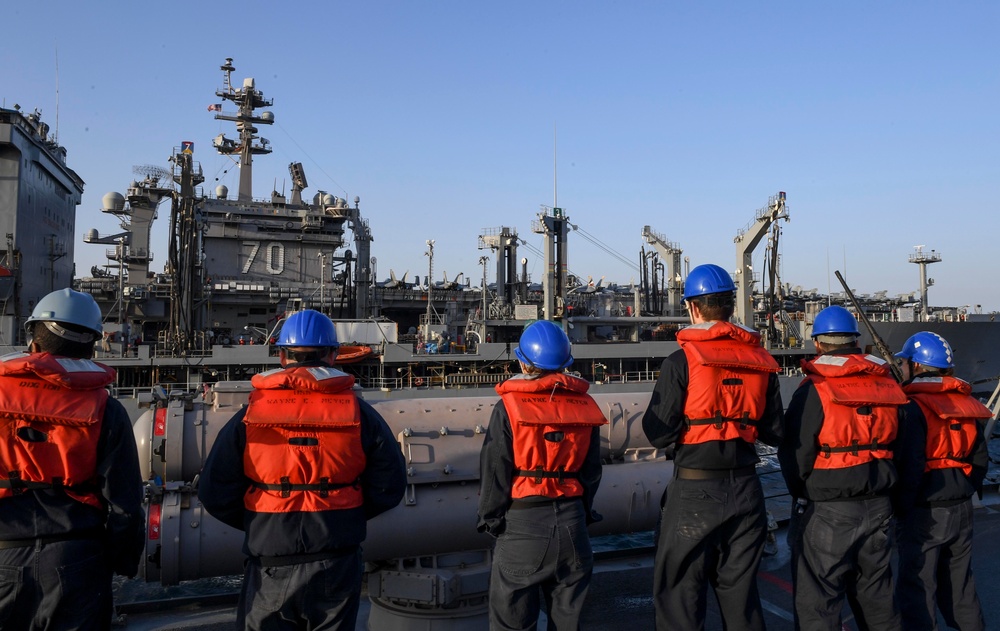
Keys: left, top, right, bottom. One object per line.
{"left": 476, "top": 399, "right": 603, "bottom": 537}
{"left": 778, "top": 348, "right": 899, "bottom": 502}
{"left": 641, "top": 348, "right": 785, "bottom": 470}
{"left": 0, "top": 396, "right": 145, "bottom": 578}
{"left": 198, "top": 375, "right": 406, "bottom": 559}
{"left": 893, "top": 394, "right": 988, "bottom": 516}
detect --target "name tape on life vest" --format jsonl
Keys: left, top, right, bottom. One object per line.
{"left": 307, "top": 366, "right": 349, "bottom": 381}
{"left": 54, "top": 357, "right": 104, "bottom": 373}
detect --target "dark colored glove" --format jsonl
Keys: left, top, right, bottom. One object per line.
{"left": 106, "top": 529, "right": 142, "bottom": 578}
{"left": 587, "top": 509, "right": 604, "bottom": 526}
{"left": 477, "top": 518, "right": 506, "bottom": 538}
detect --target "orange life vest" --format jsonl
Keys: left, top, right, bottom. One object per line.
{"left": 496, "top": 373, "right": 607, "bottom": 499}
{"left": 904, "top": 376, "right": 992, "bottom": 477}
{"left": 243, "top": 365, "right": 366, "bottom": 513}
{"left": 676, "top": 321, "right": 780, "bottom": 445}
{"left": 802, "top": 353, "right": 907, "bottom": 470}
{"left": 0, "top": 352, "right": 114, "bottom": 509}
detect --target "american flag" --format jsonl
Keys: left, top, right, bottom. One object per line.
{"left": 207, "top": 104, "right": 222, "bottom": 112}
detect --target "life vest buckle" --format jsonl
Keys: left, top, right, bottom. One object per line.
{"left": 279, "top": 476, "right": 292, "bottom": 498}
{"left": 6, "top": 471, "right": 26, "bottom": 495}
{"left": 318, "top": 477, "right": 330, "bottom": 498}
{"left": 713, "top": 412, "right": 725, "bottom": 430}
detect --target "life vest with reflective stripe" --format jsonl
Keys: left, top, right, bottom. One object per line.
{"left": 243, "top": 365, "right": 365, "bottom": 513}
{"left": 802, "top": 353, "right": 907, "bottom": 470}
{"left": 676, "top": 321, "right": 779, "bottom": 445}
{"left": 496, "top": 373, "right": 607, "bottom": 499}
{"left": 0, "top": 352, "right": 114, "bottom": 509}
{"left": 904, "top": 376, "right": 991, "bottom": 477}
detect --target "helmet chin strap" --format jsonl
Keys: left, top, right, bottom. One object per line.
{"left": 42, "top": 321, "right": 97, "bottom": 343}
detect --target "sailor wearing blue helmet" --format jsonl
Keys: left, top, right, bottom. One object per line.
{"left": 779, "top": 304, "right": 908, "bottom": 630}
{"left": 893, "top": 331, "right": 990, "bottom": 630}
{"left": 478, "top": 320, "right": 606, "bottom": 630}
{"left": 200, "top": 309, "right": 405, "bottom": 631}
{"left": 643, "top": 264, "right": 784, "bottom": 631}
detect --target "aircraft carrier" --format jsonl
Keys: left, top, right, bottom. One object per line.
{"left": 4, "top": 58, "right": 1000, "bottom": 630}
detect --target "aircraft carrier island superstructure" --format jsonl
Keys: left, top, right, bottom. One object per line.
{"left": 78, "top": 59, "right": 373, "bottom": 355}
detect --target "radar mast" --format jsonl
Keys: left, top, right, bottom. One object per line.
{"left": 212, "top": 58, "right": 274, "bottom": 201}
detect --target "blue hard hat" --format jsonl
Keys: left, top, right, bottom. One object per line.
{"left": 277, "top": 310, "right": 338, "bottom": 348}
{"left": 683, "top": 264, "right": 736, "bottom": 301}
{"left": 25, "top": 288, "right": 103, "bottom": 342}
{"left": 895, "top": 331, "right": 954, "bottom": 369}
{"left": 514, "top": 320, "right": 573, "bottom": 370}
{"left": 812, "top": 305, "right": 859, "bottom": 338}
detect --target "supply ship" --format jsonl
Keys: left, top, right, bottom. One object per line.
{"left": 4, "top": 59, "right": 1000, "bottom": 630}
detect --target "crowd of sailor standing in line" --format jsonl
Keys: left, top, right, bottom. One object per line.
{"left": 0, "top": 264, "right": 991, "bottom": 630}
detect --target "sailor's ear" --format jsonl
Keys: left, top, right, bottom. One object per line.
{"left": 686, "top": 300, "right": 702, "bottom": 323}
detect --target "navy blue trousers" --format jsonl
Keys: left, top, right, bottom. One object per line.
{"left": 0, "top": 539, "right": 112, "bottom": 631}
{"left": 896, "top": 500, "right": 985, "bottom": 631}
{"left": 790, "top": 496, "right": 901, "bottom": 631}
{"left": 489, "top": 500, "right": 593, "bottom": 631}
{"left": 653, "top": 473, "right": 767, "bottom": 631}
{"left": 238, "top": 549, "right": 363, "bottom": 631}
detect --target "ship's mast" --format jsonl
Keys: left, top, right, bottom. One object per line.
{"left": 167, "top": 148, "right": 205, "bottom": 353}
{"left": 734, "top": 192, "right": 789, "bottom": 327}
{"left": 534, "top": 207, "right": 570, "bottom": 321}
{"left": 213, "top": 58, "right": 273, "bottom": 202}
{"left": 641, "top": 226, "right": 683, "bottom": 316}
{"left": 349, "top": 197, "right": 373, "bottom": 318}
{"left": 909, "top": 245, "right": 941, "bottom": 322}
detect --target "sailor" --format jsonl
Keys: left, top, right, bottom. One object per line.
{"left": 198, "top": 309, "right": 406, "bottom": 631}
{"left": 893, "top": 332, "right": 990, "bottom": 630}
{"left": 477, "top": 319, "right": 606, "bottom": 631}
{"left": 778, "top": 305, "right": 907, "bottom": 630}
{"left": 641, "top": 263, "right": 784, "bottom": 631}
{"left": 0, "top": 288, "right": 144, "bottom": 630}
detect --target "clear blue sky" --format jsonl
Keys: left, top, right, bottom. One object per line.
{"left": 4, "top": 2, "right": 998, "bottom": 311}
